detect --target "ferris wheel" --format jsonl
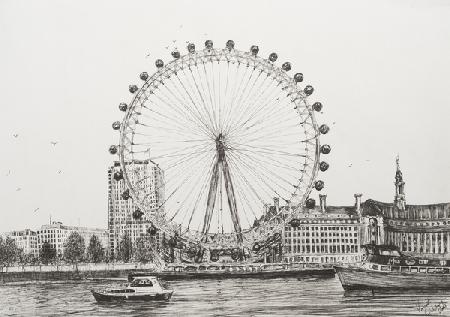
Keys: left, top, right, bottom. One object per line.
{"left": 109, "top": 40, "right": 331, "bottom": 254}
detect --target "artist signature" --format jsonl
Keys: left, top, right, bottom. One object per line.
{"left": 416, "top": 299, "right": 447, "bottom": 316}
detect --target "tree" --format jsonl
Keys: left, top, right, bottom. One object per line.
{"left": 63, "top": 232, "right": 85, "bottom": 264}
{"left": 86, "top": 235, "right": 104, "bottom": 263}
{"left": 133, "top": 237, "right": 154, "bottom": 263}
{"left": 40, "top": 241, "right": 56, "bottom": 265}
{"left": 22, "top": 253, "right": 38, "bottom": 265}
{"left": 119, "top": 234, "right": 132, "bottom": 262}
{"left": 0, "top": 237, "right": 20, "bottom": 267}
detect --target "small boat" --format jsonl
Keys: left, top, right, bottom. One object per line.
{"left": 335, "top": 244, "right": 450, "bottom": 290}
{"left": 91, "top": 275, "right": 173, "bottom": 302}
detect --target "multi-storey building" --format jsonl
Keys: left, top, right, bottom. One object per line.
{"left": 36, "top": 222, "right": 108, "bottom": 257}
{"left": 282, "top": 195, "right": 362, "bottom": 264}
{"left": 361, "top": 157, "right": 450, "bottom": 259}
{"left": 108, "top": 160, "right": 165, "bottom": 258}
{"left": 3, "top": 229, "right": 38, "bottom": 257}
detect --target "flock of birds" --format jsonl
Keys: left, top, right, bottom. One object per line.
{"left": 8, "top": 133, "right": 62, "bottom": 214}
{"left": 145, "top": 26, "right": 212, "bottom": 59}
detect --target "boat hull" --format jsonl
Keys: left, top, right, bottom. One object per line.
{"left": 335, "top": 265, "right": 450, "bottom": 290}
{"left": 91, "top": 290, "right": 173, "bottom": 302}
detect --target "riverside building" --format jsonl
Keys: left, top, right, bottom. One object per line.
{"left": 360, "top": 157, "right": 450, "bottom": 259}
{"left": 4, "top": 223, "right": 108, "bottom": 258}
{"left": 36, "top": 222, "right": 108, "bottom": 257}
{"left": 107, "top": 160, "right": 165, "bottom": 258}
{"left": 282, "top": 195, "right": 362, "bottom": 264}
{"left": 2, "top": 229, "right": 38, "bottom": 257}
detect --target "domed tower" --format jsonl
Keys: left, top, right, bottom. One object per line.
{"left": 394, "top": 156, "right": 406, "bottom": 210}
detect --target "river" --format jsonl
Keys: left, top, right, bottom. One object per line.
{"left": 1, "top": 276, "right": 449, "bottom": 316}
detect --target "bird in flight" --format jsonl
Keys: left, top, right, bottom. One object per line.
{"left": 34, "top": 208, "right": 39, "bottom": 212}
{"left": 16, "top": 187, "right": 21, "bottom": 191}
{"left": 146, "top": 53, "right": 151, "bottom": 58}
{"left": 50, "top": 141, "right": 58, "bottom": 146}
{"left": 5, "top": 170, "right": 10, "bottom": 176}
{"left": 165, "top": 46, "right": 169, "bottom": 49}
{"left": 13, "top": 134, "right": 19, "bottom": 138}
{"left": 348, "top": 164, "right": 353, "bottom": 167}
{"left": 172, "top": 40, "right": 176, "bottom": 43}
{"left": 57, "top": 170, "right": 62, "bottom": 174}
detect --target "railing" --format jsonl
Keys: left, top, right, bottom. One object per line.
{"left": 164, "top": 261, "right": 331, "bottom": 272}
{"left": 0, "top": 262, "right": 156, "bottom": 273}
{"left": 364, "top": 262, "right": 450, "bottom": 274}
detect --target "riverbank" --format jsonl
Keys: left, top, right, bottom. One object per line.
{"left": 0, "top": 263, "right": 156, "bottom": 284}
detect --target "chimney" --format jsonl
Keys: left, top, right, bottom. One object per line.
{"left": 273, "top": 197, "right": 280, "bottom": 214}
{"left": 319, "top": 194, "right": 327, "bottom": 212}
{"left": 354, "top": 193, "right": 363, "bottom": 214}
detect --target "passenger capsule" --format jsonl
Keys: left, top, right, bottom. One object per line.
{"left": 304, "top": 85, "right": 314, "bottom": 96}
{"left": 269, "top": 53, "right": 278, "bottom": 62}
{"left": 121, "top": 189, "right": 130, "bottom": 200}
{"left": 129, "top": 85, "right": 138, "bottom": 93}
{"left": 226, "top": 40, "right": 235, "bottom": 50}
{"left": 314, "top": 180, "right": 325, "bottom": 191}
{"left": 109, "top": 145, "right": 118, "bottom": 155}
{"left": 282, "top": 62, "right": 291, "bottom": 71}
{"left": 210, "top": 252, "right": 219, "bottom": 262}
{"left": 319, "top": 161, "right": 329, "bottom": 172}
{"left": 294, "top": 73, "right": 303, "bottom": 83}
{"left": 147, "top": 225, "right": 158, "bottom": 235}
{"left": 312, "top": 102, "right": 322, "bottom": 112}
{"left": 205, "top": 40, "right": 213, "bottom": 49}
{"left": 320, "top": 144, "right": 331, "bottom": 154}
{"left": 319, "top": 124, "right": 330, "bottom": 134}
{"left": 171, "top": 50, "right": 181, "bottom": 59}
{"left": 187, "top": 43, "right": 195, "bottom": 53}
{"left": 112, "top": 121, "right": 121, "bottom": 130}
{"left": 250, "top": 45, "right": 259, "bottom": 56}
{"left": 155, "top": 59, "right": 164, "bottom": 68}
{"left": 113, "top": 170, "right": 123, "bottom": 181}
{"left": 132, "top": 208, "right": 143, "bottom": 220}
{"left": 305, "top": 198, "right": 316, "bottom": 209}
{"left": 118, "top": 103, "right": 128, "bottom": 112}
{"left": 139, "top": 72, "right": 149, "bottom": 81}
{"left": 252, "top": 243, "right": 261, "bottom": 252}
{"left": 290, "top": 218, "right": 301, "bottom": 228}
{"left": 168, "top": 236, "right": 177, "bottom": 247}
{"left": 231, "top": 249, "right": 240, "bottom": 260}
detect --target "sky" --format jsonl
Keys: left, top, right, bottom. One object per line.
{"left": 0, "top": 0, "right": 449, "bottom": 233}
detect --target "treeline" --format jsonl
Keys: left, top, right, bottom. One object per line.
{"left": 0, "top": 233, "right": 107, "bottom": 266}
{"left": 0, "top": 233, "right": 159, "bottom": 267}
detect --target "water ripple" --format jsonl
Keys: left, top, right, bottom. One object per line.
{"left": 1, "top": 276, "right": 450, "bottom": 316}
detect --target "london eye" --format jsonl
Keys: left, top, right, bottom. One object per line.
{"left": 109, "top": 40, "right": 330, "bottom": 258}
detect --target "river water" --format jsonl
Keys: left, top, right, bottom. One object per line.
{"left": 1, "top": 276, "right": 450, "bottom": 316}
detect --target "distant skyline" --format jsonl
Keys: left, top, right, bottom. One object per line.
{"left": 1, "top": 0, "right": 450, "bottom": 232}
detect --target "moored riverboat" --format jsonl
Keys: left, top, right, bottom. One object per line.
{"left": 130, "top": 262, "right": 335, "bottom": 281}
{"left": 91, "top": 275, "right": 173, "bottom": 302}
{"left": 335, "top": 244, "right": 450, "bottom": 290}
